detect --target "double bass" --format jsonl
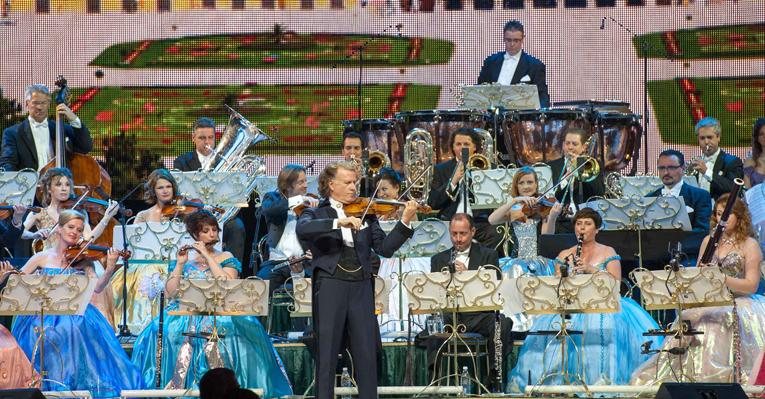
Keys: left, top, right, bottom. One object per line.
{"left": 39, "top": 76, "right": 115, "bottom": 246}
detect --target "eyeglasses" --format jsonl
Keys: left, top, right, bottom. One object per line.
{"left": 656, "top": 165, "right": 682, "bottom": 171}
{"left": 503, "top": 38, "right": 523, "bottom": 43}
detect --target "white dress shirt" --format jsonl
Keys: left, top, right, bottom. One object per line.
{"left": 28, "top": 116, "right": 83, "bottom": 171}
{"left": 197, "top": 151, "right": 214, "bottom": 170}
{"left": 698, "top": 148, "right": 720, "bottom": 192}
{"left": 269, "top": 195, "right": 306, "bottom": 261}
{"left": 662, "top": 181, "right": 695, "bottom": 214}
{"left": 330, "top": 197, "right": 356, "bottom": 247}
{"left": 497, "top": 51, "right": 521, "bottom": 86}
{"left": 455, "top": 246, "right": 471, "bottom": 269}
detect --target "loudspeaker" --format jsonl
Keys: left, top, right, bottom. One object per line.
{"left": 0, "top": 389, "right": 45, "bottom": 399}
{"left": 655, "top": 382, "right": 747, "bottom": 399}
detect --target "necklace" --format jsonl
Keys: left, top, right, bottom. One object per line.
{"left": 721, "top": 235, "right": 737, "bottom": 247}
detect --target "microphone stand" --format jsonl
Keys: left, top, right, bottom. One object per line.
{"left": 602, "top": 17, "right": 671, "bottom": 175}
{"left": 115, "top": 181, "right": 144, "bottom": 340}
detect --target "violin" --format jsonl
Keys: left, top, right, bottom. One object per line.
{"left": 519, "top": 196, "right": 559, "bottom": 221}
{"left": 64, "top": 242, "right": 131, "bottom": 264}
{"left": 0, "top": 204, "right": 42, "bottom": 219}
{"left": 161, "top": 197, "right": 225, "bottom": 219}
{"left": 342, "top": 197, "right": 431, "bottom": 218}
{"left": 60, "top": 195, "right": 131, "bottom": 224}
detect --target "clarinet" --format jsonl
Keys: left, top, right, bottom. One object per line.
{"left": 493, "top": 311, "right": 502, "bottom": 392}
{"left": 155, "top": 290, "right": 165, "bottom": 388}
{"left": 574, "top": 234, "right": 583, "bottom": 273}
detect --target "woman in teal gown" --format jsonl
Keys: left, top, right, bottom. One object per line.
{"left": 131, "top": 210, "right": 292, "bottom": 398}
{"left": 507, "top": 208, "right": 662, "bottom": 392}
{"left": 11, "top": 210, "right": 143, "bottom": 397}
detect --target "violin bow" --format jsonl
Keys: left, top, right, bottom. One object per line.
{"left": 46, "top": 189, "right": 92, "bottom": 238}
{"left": 358, "top": 180, "right": 384, "bottom": 222}
{"left": 396, "top": 167, "right": 429, "bottom": 203}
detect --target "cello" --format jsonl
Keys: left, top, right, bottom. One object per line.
{"left": 39, "top": 76, "right": 115, "bottom": 246}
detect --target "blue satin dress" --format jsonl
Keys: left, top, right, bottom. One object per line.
{"left": 130, "top": 257, "right": 293, "bottom": 398}
{"left": 11, "top": 268, "right": 144, "bottom": 397}
{"left": 507, "top": 255, "right": 663, "bottom": 392}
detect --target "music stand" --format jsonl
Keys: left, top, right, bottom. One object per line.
{"left": 288, "top": 275, "right": 390, "bottom": 317}
{"left": 630, "top": 266, "right": 731, "bottom": 382}
{"left": 514, "top": 271, "right": 620, "bottom": 391}
{"left": 460, "top": 83, "right": 541, "bottom": 111}
{"left": 165, "top": 277, "right": 269, "bottom": 387}
{"left": 0, "top": 273, "right": 95, "bottom": 386}
{"left": 0, "top": 169, "right": 39, "bottom": 206}
{"left": 403, "top": 267, "right": 502, "bottom": 394}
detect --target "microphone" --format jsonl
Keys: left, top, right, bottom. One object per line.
{"left": 667, "top": 347, "right": 687, "bottom": 355}
{"left": 600, "top": 17, "right": 606, "bottom": 30}
{"left": 461, "top": 147, "right": 469, "bottom": 167}
{"left": 641, "top": 341, "right": 652, "bottom": 354}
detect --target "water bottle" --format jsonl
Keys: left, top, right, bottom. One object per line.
{"left": 340, "top": 367, "right": 352, "bottom": 399}
{"left": 460, "top": 366, "right": 472, "bottom": 396}
{"left": 434, "top": 312, "right": 444, "bottom": 333}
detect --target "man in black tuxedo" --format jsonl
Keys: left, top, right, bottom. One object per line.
{"left": 427, "top": 127, "right": 503, "bottom": 253}
{"left": 173, "top": 117, "right": 247, "bottom": 262}
{"left": 477, "top": 20, "right": 550, "bottom": 108}
{"left": 546, "top": 128, "right": 604, "bottom": 233}
{"left": 430, "top": 213, "right": 512, "bottom": 391}
{"left": 296, "top": 160, "right": 417, "bottom": 399}
{"left": 258, "top": 164, "right": 318, "bottom": 293}
{"left": 0, "top": 205, "right": 24, "bottom": 256}
{"left": 686, "top": 117, "right": 744, "bottom": 201}
{"left": 647, "top": 150, "right": 712, "bottom": 260}
{"left": 0, "top": 84, "right": 92, "bottom": 171}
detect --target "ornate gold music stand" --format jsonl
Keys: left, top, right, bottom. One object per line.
{"left": 403, "top": 267, "right": 503, "bottom": 394}
{"left": 515, "top": 271, "right": 620, "bottom": 392}
{"left": 166, "top": 277, "right": 269, "bottom": 387}
{"left": 0, "top": 273, "right": 95, "bottom": 387}
{"left": 630, "top": 266, "right": 732, "bottom": 382}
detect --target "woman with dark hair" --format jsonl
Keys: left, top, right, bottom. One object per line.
{"left": 134, "top": 168, "right": 179, "bottom": 223}
{"left": 633, "top": 194, "right": 765, "bottom": 384}
{"left": 12, "top": 210, "right": 143, "bottom": 396}
{"left": 744, "top": 118, "right": 765, "bottom": 189}
{"left": 131, "top": 210, "right": 292, "bottom": 398}
{"left": 507, "top": 208, "right": 661, "bottom": 392}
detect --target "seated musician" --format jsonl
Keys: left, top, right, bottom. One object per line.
{"left": 0, "top": 84, "right": 92, "bottom": 172}
{"left": 546, "top": 127, "right": 604, "bottom": 233}
{"left": 257, "top": 164, "right": 317, "bottom": 293}
{"left": 0, "top": 205, "right": 25, "bottom": 257}
{"left": 429, "top": 213, "right": 512, "bottom": 392}
{"left": 134, "top": 168, "right": 178, "bottom": 223}
{"left": 647, "top": 149, "right": 711, "bottom": 260}
{"left": 427, "top": 127, "right": 503, "bottom": 252}
{"left": 374, "top": 167, "right": 417, "bottom": 221}
{"left": 508, "top": 208, "right": 660, "bottom": 392}
{"left": 173, "top": 117, "right": 246, "bottom": 263}
{"left": 22, "top": 167, "right": 118, "bottom": 252}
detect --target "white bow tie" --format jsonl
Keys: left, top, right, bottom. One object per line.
{"left": 455, "top": 250, "right": 469, "bottom": 256}
{"left": 31, "top": 121, "right": 47, "bottom": 129}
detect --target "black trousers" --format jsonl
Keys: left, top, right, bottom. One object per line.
{"left": 313, "top": 275, "right": 378, "bottom": 399}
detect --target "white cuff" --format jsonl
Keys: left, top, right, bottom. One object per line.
{"left": 69, "top": 117, "right": 82, "bottom": 129}
{"left": 288, "top": 195, "right": 303, "bottom": 208}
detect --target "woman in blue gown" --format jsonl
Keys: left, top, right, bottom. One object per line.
{"left": 507, "top": 208, "right": 662, "bottom": 393}
{"left": 131, "top": 210, "right": 292, "bottom": 398}
{"left": 11, "top": 209, "right": 144, "bottom": 397}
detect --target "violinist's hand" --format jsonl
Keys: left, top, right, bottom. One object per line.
{"left": 454, "top": 260, "right": 468, "bottom": 272}
{"left": 304, "top": 196, "right": 320, "bottom": 208}
{"left": 338, "top": 217, "right": 362, "bottom": 231}
{"left": 548, "top": 202, "right": 563, "bottom": 220}
{"left": 105, "top": 248, "right": 121, "bottom": 271}
{"left": 288, "top": 256, "right": 304, "bottom": 273}
{"left": 304, "top": 249, "right": 313, "bottom": 260}
{"left": 0, "top": 261, "right": 13, "bottom": 284}
{"left": 176, "top": 247, "right": 189, "bottom": 266}
{"left": 56, "top": 103, "right": 78, "bottom": 122}
{"left": 512, "top": 196, "right": 536, "bottom": 207}
{"left": 35, "top": 228, "right": 51, "bottom": 240}
{"left": 450, "top": 162, "right": 465, "bottom": 187}
{"left": 401, "top": 200, "right": 418, "bottom": 225}
{"left": 105, "top": 200, "right": 120, "bottom": 218}
{"left": 12, "top": 204, "right": 25, "bottom": 226}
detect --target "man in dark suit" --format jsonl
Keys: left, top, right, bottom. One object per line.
{"left": 430, "top": 213, "right": 512, "bottom": 392}
{"left": 427, "top": 127, "right": 503, "bottom": 253}
{"left": 257, "top": 164, "right": 318, "bottom": 293}
{"left": 647, "top": 149, "right": 712, "bottom": 260}
{"left": 546, "top": 128, "right": 604, "bottom": 233}
{"left": 477, "top": 20, "right": 550, "bottom": 108}
{"left": 173, "top": 117, "right": 247, "bottom": 263}
{"left": 0, "top": 84, "right": 92, "bottom": 171}
{"left": 296, "top": 160, "right": 417, "bottom": 399}
{"left": 686, "top": 117, "right": 744, "bottom": 201}
{"left": 0, "top": 205, "right": 24, "bottom": 256}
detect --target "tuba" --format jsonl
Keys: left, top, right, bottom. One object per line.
{"left": 403, "top": 128, "right": 434, "bottom": 202}
{"left": 208, "top": 106, "right": 274, "bottom": 223}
